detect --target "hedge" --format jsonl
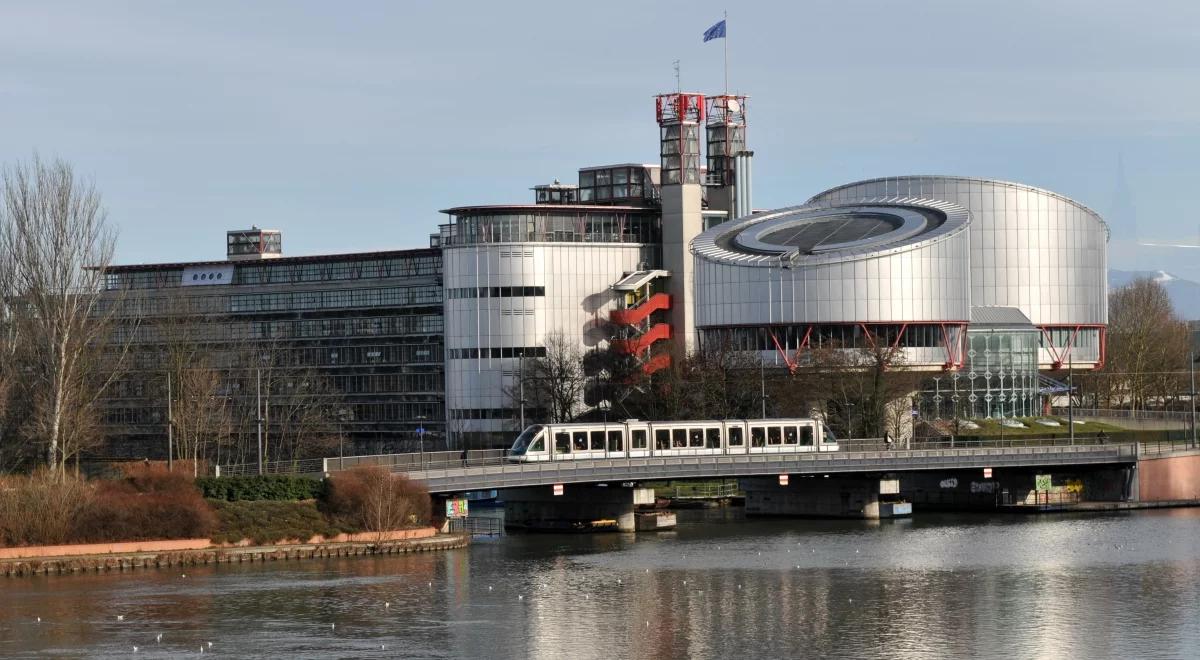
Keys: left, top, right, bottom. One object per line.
{"left": 209, "top": 500, "right": 351, "bottom": 545}
{"left": 196, "top": 475, "right": 324, "bottom": 502}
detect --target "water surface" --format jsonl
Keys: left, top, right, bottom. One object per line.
{"left": 2, "top": 508, "right": 1199, "bottom": 659}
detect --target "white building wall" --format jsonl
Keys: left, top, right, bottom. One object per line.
{"left": 443, "top": 242, "right": 652, "bottom": 443}
{"left": 808, "top": 176, "right": 1108, "bottom": 328}
{"left": 694, "top": 229, "right": 971, "bottom": 328}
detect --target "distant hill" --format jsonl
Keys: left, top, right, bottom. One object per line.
{"left": 1109, "top": 269, "right": 1200, "bottom": 320}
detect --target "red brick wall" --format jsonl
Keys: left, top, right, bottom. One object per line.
{"left": 1138, "top": 453, "right": 1200, "bottom": 502}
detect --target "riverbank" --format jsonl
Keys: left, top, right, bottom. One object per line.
{"left": 0, "top": 532, "right": 467, "bottom": 578}
{"left": 998, "top": 499, "right": 1200, "bottom": 514}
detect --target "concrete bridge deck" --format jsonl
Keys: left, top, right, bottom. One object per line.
{"left": 390, "top": 443, "right": 1138, "bottom": 494}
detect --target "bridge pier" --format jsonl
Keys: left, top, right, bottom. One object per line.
{"left": 503, "top": 485, "right": 650, "bottom": 532}
{"left": 742, "top": 476, "right": 885, "bottom": 519}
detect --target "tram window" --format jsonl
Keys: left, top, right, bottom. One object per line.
{"left": 655, "top": 429, "right": 670, "bottom": 449}
{"left": 628, "top": 429, "right": 648, "bottom": 451}
{"left": 672, "top": 429, "right": 687, "bottom": 448}
{"left": 729, "top": 427, "right": 744, "bottom": 446}
{"left": 751, "top": 427, "right": 765, "bottom": 447}
{"left": 590, "top": 430, "right": 605, "bottom": 450}
{"left": 530, "top": 437, "right": 545, "bottom": 452}
{"left": 689, "top": 428, "right": 704, "bottom": 448}
{"left": 784, "top": 427, "right": 798, "bottom": 445}
{"left": 706, "top": 428, "right": 721, "bottom": 448}
{"left": 607, "top": 430, "right": 623, "bottom": 451}
{"left": 573, "top": 431, "right": 588, "bottom": 451}
{"left": 768, "top": 426, "right": 782, "bottom": 445}
{"left": 555, "top": 432, "right": 571, "bottom": 453}
{"left": 800, "top": 426, "right": 814, "bottom": 446}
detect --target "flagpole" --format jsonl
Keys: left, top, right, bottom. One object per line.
{"left": 723, "top": 10, "right": 729, "bottom": 96}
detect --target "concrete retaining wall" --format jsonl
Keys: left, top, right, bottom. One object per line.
{"left": 1, "top": 533, "right": 466, "bottom": 578}
{"left": 1138, "top": 451, "right": 1200, "bottom": 501}
{"left": 0, "top": 539, "right": 211, "bottom": 560}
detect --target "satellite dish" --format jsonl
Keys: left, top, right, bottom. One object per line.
{"left": 727, "top": 99, "right": 741, "bottom": 113}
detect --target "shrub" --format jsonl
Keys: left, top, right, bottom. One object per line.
{"left": 73, "top": 464, "right": 217, "bottom": 543}
{"left": 196, "top": 475, "right": 324, "bottom": 502}
{"left": 321, "top": 467, "right": 430, "bottom": 532}
{"left": 0, "top": 470, "right": 94, "bottom": 547}
{"left": 209, "top": 500, "right": 349, "bottom": 545}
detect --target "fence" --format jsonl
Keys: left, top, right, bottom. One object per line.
{"left": 1053, "top": 407, "right": 1195, "bottom": 422}
{"left": 214, "top": 458, "right": 325, "bottom": 477}
{"left": 447, "top": 516, "right": 503, "bottom": 537}
{"left": 669, "top": 480, "right": 741, "bottom": 499}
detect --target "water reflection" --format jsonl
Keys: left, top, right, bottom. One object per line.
{"left": 1, "top": 509, "right": 1199, "bottom": 658}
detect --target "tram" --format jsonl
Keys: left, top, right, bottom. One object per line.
{"left": 507, "top": 418, "right": 838, "bottom": 462}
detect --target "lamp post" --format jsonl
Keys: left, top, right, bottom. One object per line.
{"left": 759, "top": 357, "right": 767, "bottom": 419}
{"left": 166, "top": 371, "right": 174, "bottom": 472}
{"left": 1191, "top": 350, "right": 1197, "bottom": 449}
{"left": 256, "top": 367, "right": 264, "bottom": 476}
{"left": 1068, "top": 351, "right": 1075, "bottom": 445}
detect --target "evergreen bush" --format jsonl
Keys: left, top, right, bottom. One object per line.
{"left": 196, "top": 475, "right": 324, "bottom": 502}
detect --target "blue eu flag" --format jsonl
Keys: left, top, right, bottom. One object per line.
{"left": 703, "top": 19, "right": 726, "bottom": 42}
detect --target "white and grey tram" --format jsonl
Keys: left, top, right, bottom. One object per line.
{"left": 507, "top": 418, "right": 838, "bottom": 462}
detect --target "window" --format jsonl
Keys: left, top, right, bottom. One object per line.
{"left": 556, "top": 432, "right": 571, "bottom": 454}
{"left": 689, "top": 428, "right": 704, "bottom": 448}
{"left": 590, "top": 430, "right": 605, "bottom": 451}
{"left": 784, "top": 427, "right": 798, "bottom": 445}
{"left": 729, "top": 427, "right": 744, "bottom": 446}
{"left": 672, "top": 429, "right": 687, "bottom": 448}
{"left": 800, "top": 427, "right": 814, "bottom": 446}
{"left": 607, "top": 430, "right": 623, "bottom": 452}
{"left": 655, "top": 429, "right": 670, "bottom": 450}
{"left": 706, "top": 428, "right": 721, "bottom": 449}
{"left": 573, "top": 432, "right": 588, "bottom": 451}
{"left": 632, "top": 429, "right": 648, "bottom": 450}
{"left": 768, "top": 426, "right": 782, "bottom": 445}
{"left": 751, "top": 427, "right": 765, "bottom": 447}
{"left": 530, "top": 438, "right": 545, "bottom": 452}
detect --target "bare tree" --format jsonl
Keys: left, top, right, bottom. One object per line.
{"left": 0, "top": 156, "right": 126, "bottom": 473}
{"left": 1094, "top": 277, "right": 1190, "bottom": 411}
{"left": 518, "top": 331, "right": 588, "bottom": 423}
{"left": 232, "top": 336, "right": 338, "bottom": 465}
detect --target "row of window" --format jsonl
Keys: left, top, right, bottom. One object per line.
{"left": 545, "top": 424, "right": 818, "bottom": 454}
{"left": 446, "top": 286, "right": 546, "bottom": 300}
{"left": 440, "top": 212, "right": 660, "bottom": 246}
{"left": 447, "top": 346, "right": 547, "bottom": 360}
{"left": 127, "top": 342, "right": 442, "bottom": 371}
{"left": 115, "top": 314, "right": 444, "bottom": 345}
{"left": 103, "top": 399, "right": 444, "bottom": 426}
{"left": 104, "top": 254, "right": 441, "bottom": 291}
{"left": 450, "top": 407, "right": 526, "bottom": 420}
{"left": 230, "top": 286, "right": 442, "bottom": 313}
{"left": 234, "top": 255, "right": 440, "bottom": 286}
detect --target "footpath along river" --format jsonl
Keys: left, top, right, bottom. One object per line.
{"left": 2, "top": 508, "right": 1199, "bottom": 659}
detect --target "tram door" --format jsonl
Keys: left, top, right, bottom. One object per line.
{"left": 628, "top": 424, "right": 650, "bottom": 458}
{"left": 724, "top": 422, "right": 747, "bottom": 455}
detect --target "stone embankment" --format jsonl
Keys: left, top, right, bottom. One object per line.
{"left": 1, "top": 529, "right": 467, "bottom": 578}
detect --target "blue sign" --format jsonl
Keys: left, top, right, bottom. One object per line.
{"left": 416, "top": 426, "right": 425, "bottom": 436}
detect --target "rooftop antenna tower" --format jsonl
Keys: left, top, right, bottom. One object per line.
{"left": 673, "top": 59, "right": 681, "bottom": 92}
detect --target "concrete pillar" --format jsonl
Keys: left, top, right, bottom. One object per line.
{"left": 503, "top": 485, "right": 644, "bottom": 532}
{"left": 741, "top": 476, "right": 882, "bottom": 519}
{"left": 661, "top": 183, "right": 702, "bottom": 353}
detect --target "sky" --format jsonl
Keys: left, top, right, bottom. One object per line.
{"left": 2, "top": 0, "right": 1199, "bottom": 273}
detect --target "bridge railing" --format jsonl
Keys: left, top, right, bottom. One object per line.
{"left": 214, "top": 458, "right": 325, "bottom": 477}
{"left": 208, "top": 436, "right": 1159, "bottom": 479}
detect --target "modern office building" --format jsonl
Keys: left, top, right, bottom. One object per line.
{"left": 99, "top": 228, "right": 444, "bottom": 458}
{"left": 96, "top": 88, "right": 1109, "bottom": 457}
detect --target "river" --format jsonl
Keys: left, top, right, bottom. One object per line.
{"left": 2, "top": 508, "right": 1199, "bottom": 659}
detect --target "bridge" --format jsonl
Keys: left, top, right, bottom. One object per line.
{"left": 325, "top": 442, "right": 1137, "bottom": 494}
{"left": 214, "top": 438, "right": 1199, "bottom": 529}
